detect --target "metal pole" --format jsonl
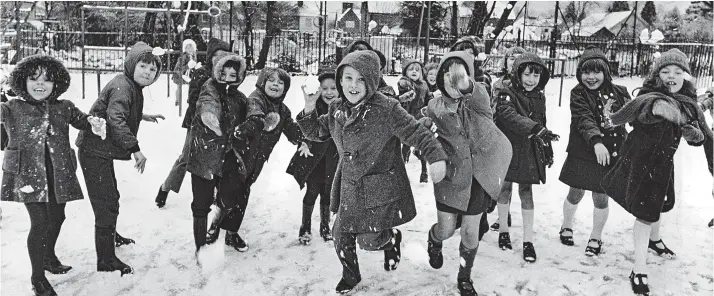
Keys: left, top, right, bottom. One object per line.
{"left": 81, "top": 8, "right": 86, "bottom": 99}
{"left": 178, "top": 3, "right": 185, "bottom": 117}
{"left": 209, "top": 1, "right": 214, "bottom": 38}
{"left": 523, "top": 2, "right": 527, "bottom": 42}
{"left": 166, "top": 1, "right": 171, "bottom": 100}
{"left": 550, "top": 1, "right": 559, "bottom": 73}
{"left": 424, "top": 1, "right": 431, "bottom": 63}
{"left": 97, "top": 71, "right": 101, "bottom": 98}
{"left": 559, "top": 59, "right": 565, "bottom": 106}
{"left": 124, "top": 2, "right": 128, "bottom": 57}
{"left": 229, "top": 1, "right": 233, "bottom": 47}
{"left": 318, "top": 1, "right": 323, "bottom": 67}
{"left": 631, "top": 2, "right": 638, "bottom": 78}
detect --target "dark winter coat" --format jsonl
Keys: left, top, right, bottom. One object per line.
{"left": 242, "top": 68, "right": 305, "bottom": 184}
{"left": 185, "top": 54, "right": 249, "bottom": 180}
{"left": 397, "top": 59, "right": 430, "bottom": 118}
{"left": 602, "top": 86, "right": 712, "bottom": 222}
{"left": 171, "top": 52, "right": 193, "bottom": 85}
{"left": 286, "top": 98, "right": 339, "bottom": 188}
{"left": 495, "top": 53, "right": 552, "bottom": 184}
{"left": 297, "top": 50, "right": 448, "bottom": 233}
{"left": 75, "top": 42, "right": 162, "bottom": 160}
{"left": 427, "top": 52, "right": 512, "bottom": 211}
{"left": 2, "top": 55, "right": 90, "bottom": 203}
{"left": 182, "top": 38, "right": 231, "bottom": 129}
{"left": 449, "top": 36, "right": 493, "bottom": 96}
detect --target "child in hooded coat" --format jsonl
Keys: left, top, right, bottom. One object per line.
{"left": 600, "top": 48, "right": 712, "bottom": 296}
{"left": 205, "top": 67, "right": 310, "bottom": 251}
{"left": 341, "top": 40, "right": 397, "bottom": 99}
{"left": 155, "top": 38, "right": 231, "bottom": 208}
{"left": 557, "top": 46, "right": 631, "bottom": 257}
{"left": 171, "top": 39, "right": 197, "bottom": 106}
{"left": 422, "top": 51, "right": 512, "bottom": 296}
{"left": 450, "top": 36, "right": 493, "bottom": 96}
{"left": 286, "top": 70, "right": 340, "bottom": 244}
{"left": 2, "top": 55, "right": 105, "bottom": 296}
{"left": 424, "top": 62, "right": 439, "bottom": 94}
{"left": 397, "top": 59, "right": 432, "bottom": 182}
{"left": 186, "top": 52, "right": 249, "bottom": 258}
{"left": 75, "top": 41, "right": 165, "bottom": 276}
{"left": 297, "top": 50, "right": 447, "bottom": 294}
{"left": 494, "top": 52, "right": 560, "bottom": 263}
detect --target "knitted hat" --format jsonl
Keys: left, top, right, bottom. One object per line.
{"left": 576, "top": 46, "right": 612, "bottom": 84}
{"left": 503, "top": 46, "right": 527, "bottom": 70}
{"left": 652, "top": 48, "right": 691, "bottom": 76}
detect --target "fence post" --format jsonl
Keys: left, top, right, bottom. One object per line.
{"left": 558, "top": 59, "right": 565, "bottom": 107}
{"left": 96, "top": 71, "right": 101, "bottom": 99}
{"left": 635, "top": 42, "right": 641, "bottom": 77}
{"left": 81, "top": 8, "right": 86, "bottom": 100}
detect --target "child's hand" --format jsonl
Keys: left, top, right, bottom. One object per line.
{"left": 429, "top": 160, "right": 446, "bottom": 183}
{"left": 417, "top": 117, "right": 438, "bottom": 137}
{"left": 87, "top": 116, "right": 107, "bottom": 140}
{"left": 301, "top": 84, "right": 320, "bottom": 113}
{"left": 593, "top": 143, "right": 610, "bottom": 166}
{"left": 201, "top": 113, "right": 222, "bottom": 136}
{"left": 298, "top": 142, "right": 313, "bottom": 158}
{"left": 263, "top": 112, "right": 281, "bottom": 132}
{"left": 142, "top": 114, "right": 165, "bottom": 123}
{"left": 398, "top": 90, "right": 415, "bottom": 102}
{"left": 187, "top": 60, "right": 197, "bottom": 69}
{"left": 132, "top": 151, "right": 147, "bottom": 174}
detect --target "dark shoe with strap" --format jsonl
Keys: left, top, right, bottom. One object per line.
{"left": 155, "top": 187, "right": 169, "bottom": 208}
{"left": 490, "top": 214, "right": 512, "bottom": 232}
{"left": 427, "top": 231, "right": 443, "bottom": 269}
{"left": 31, "top": 276, "right": 57, "bottom": 296}
{"left": 335, "top": 278, "right": 358, "bottom": 294}
{"left": 498, "top": 232, "right": 512, "bottom": 250}
{"left": 523, "top": 242, "right": 537, "bottom": 263}
{"left": 559, "top": 228, "right": 574, "bottom": 246}
{"left": 206, "top": 220, "right": 221, "bottom": 245}
{"left": 585, "top": 239, "right": 603, "bottom": 257}
{"left": 629, "top": 271, "right": 650, "bottom": 295}
{"left": 648, "top": 239, "right": 676, "bottom": 259}
{"left": 43, "top": 255, "right": 72, "bottom": 274}
{"left": 383, "top": 229, "right": 402, "bottom": 271}
{"left": 457, "top": 278, "right": 478, "bottom": 296}
{"left": 225, "top": 232, "right": 249, "bottom": 252}
{"left": 115, "top": 232, "right": 135, "bottom": 247}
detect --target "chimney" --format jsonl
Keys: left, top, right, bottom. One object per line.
{"left": 343, "top": 3, "right": 353, "bottom": 13}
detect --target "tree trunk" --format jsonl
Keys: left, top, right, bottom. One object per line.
{"left": 485, "top": 1, "right": 517, "bottom": 53}
{"left": 255, "top": 1, "right": 280, "bottom": 69}
{"left": 466, "top": 2, "right": 487, "bottom": 36}
{"left": 242, "top": 1, "right": 255, "bottom": 69}
{"left": 141, "top": 1, "right": 163, "bottom": 46}
{"left": 451, "top": 1, "right": 458, "bottom": 39}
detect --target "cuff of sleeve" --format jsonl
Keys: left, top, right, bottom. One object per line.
{"left": 530, "top": 124, "right": 544, "bottom": 135}
{"left": 128, "top": 144, "right": 140, "bottom": 154}
{"left": 590, "top": 136, "right": 603, "bottom": 146}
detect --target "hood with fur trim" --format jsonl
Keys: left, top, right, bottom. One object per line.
{"left": 182, "top": 39, "right": 197, "bottom": 53}
{"left": 435, "top": 51, "right": 475, "bottom": 99}
{"left": 336, "top": 50, "right": 381, "bottom": 104}
{"left": 10, "top": 55, "right": 70, "bottom": 103}
{"left": 510, "top": 52, "right": 550, "bottom": 91}
{"left": 212, "top": 53, "right": 246, "bottom": 85}
{"left": 205, "top": 38, "right": 231, "bottom": 70}
{"left": 124, "top": 41, "right": 161, "bottom": 83}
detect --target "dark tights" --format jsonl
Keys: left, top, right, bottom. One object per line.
{"left": 303, "top": 180, "right": 330, "bottom": 206}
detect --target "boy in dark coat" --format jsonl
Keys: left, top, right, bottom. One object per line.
{"left": 286, "top": 70, "right": 339, "bottom": 244}
{"left": 186, "top": 52, "right": 249, "bottom": 260}
{"left": 422, "top": 51, "right": 512, "bottom": 296}
{"left": 558, "top": 46, "right": 631, "bottom": 257}
{"left": 155, "top": 38, "right": 231, "bottom": 208}
{"left": 494, "top": 52, "right": 560, "bottom": 263}
{"left": 601, "top": 49, "right": 712, "bottom": 296}
{"left": 2, "top": 55, "right": 105, "bottom": 296}
{"left": 397, "top": 58, "right": 432, "bottom": 182}
{"left": 297, "top": 50, "right": 447, "bottom": 294}
{"left": 75, "top": 41, "right": 165, "bottom": 276}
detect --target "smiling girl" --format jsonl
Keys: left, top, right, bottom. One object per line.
{"left": 601, "top": 48, "right": 712, "bottom": 296}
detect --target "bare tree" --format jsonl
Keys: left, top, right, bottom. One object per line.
{"left": 465, "top": 1, "right": 497, "bottom": 36}
{"left": 254, "top": 1, "right": 279, "bottom": 69}
{"left": 485, "top": 1, "right": 517, "bottom": 52}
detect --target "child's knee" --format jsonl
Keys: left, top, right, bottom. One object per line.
{"left": 435, "top": 222, "right": 456, "bottom": 240}
{"left": 566, "top": 187, "right": 586, "bottom": 204}
{"left": 498, "top": 183, "right": 513, "bottom": 203}
{"left": 592, "top": 193, "right": 609, "bottom": 209}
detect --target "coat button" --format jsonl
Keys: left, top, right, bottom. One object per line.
{"left": 612, "top": 151, "right": 618, "bottom": 157}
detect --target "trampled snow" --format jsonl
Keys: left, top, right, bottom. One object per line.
{"left": 1, "top": 74, "right": 712, "bottom": 295}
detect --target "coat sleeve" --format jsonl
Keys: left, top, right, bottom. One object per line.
{"left": 570, "top": 89, "right": 604, "bottom": 146}
{"left": 187, "top": 69, "right": 209, "bottom": 108}
{"left": 297, "top": 108, "right": 331, "bottom": 142}
{"left": 465, "top": 81, "right": 494, "bottom": 118}
{"left": 234, "top": 96, "right": 266, "bottom": 140}
{"left": 0, "top": 102, "right": 8, "bottom": 125}
{"left": 280, "top": 106, "right": 306, "bottom": 145}
{"left": 65, "top": 101, "right": 92, "bottom": 131}
{"left": 105, "top": 87, "right": 140, "bottom": 152}
{"left": 495, "top": 93, "right": 539, "bottom": 136}
{"left": 389, "top": 102, "right": 447, "bottom": 164}
{"left": 196, "top": 82, "right": 222, "bottom": 121}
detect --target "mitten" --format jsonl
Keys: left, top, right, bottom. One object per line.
{"left": 264, "top": 112, "right": 280, "bottom": 132}
{"left": 682, "top": 123, "right": 704, "bottom": 143}
{"left": 531, "top": 125, "right": 560, "bottom": 142}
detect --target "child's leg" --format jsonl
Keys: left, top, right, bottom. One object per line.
{"left": 79, "top": 150, "right": 120, "bottom": 230}
{"left": 217, "top": 170, "right": 250, "bottom": 233}
{"left": 590, "top": 192, "right": 609, "bottom": 241}
{"left": 160, "top": 131, "right": 190, "bottom": 194}
{"left": 190, "top": 174, "right": 215, "bottom": 250}
{"left": 432, "top": 211, "right": 459, "bottom": 242}
{"left": 518, "top": 184, "right": 534, "bottom": 243}
{"left": 44, "top": 161, "right": 67, "bottom": 262}
{"left": 333, "top": 220, "right": 361, "bottom": 286}
{"left": 562, "top": 187, "right": 585, "bottom": 231}
{"left": 633, "top": 218, "right": 653, "bottom": 274}
{"left": 497, "top": 181, "right": 513, "bottom": 233}
{"left": 319, "top": 181, "right": 332, "bottom": 240}
{"left": 25, "top": 203, "right": 50, "bottom": 280}
{"left": 458, "top": 214, "right": 482, "bottom": 282}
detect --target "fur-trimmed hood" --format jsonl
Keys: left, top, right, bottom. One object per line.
{"left": 10, "top": 54, "right": 70, "bottom": 103}
{"left": 212, "top": 53, "right": 247, "bottom": 85}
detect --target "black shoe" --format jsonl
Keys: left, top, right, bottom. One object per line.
{"left": 206, "top": 220, "right": 221, "bottom": 245}
{"left": 225, "top": 232, "right": 249, "bottom": 252}
{"left": 419, "top": 170, "right": 428, "bottom": 183}
{"left": 457, "top": 278, "right": 478, "bottom": 296}
{"left": 490, "top": 214, "right": 512, "bottom": 232}
{"left": 559, "top": 228, "right": 574, "bottom": 246}
{"left": 31, "top": 277, "right": 57, "bottom": 296}
{"left": 383, "top": 229, "right": 402, "bottom": 271}
{"left": 523, "top": 242, "right": 537, "bottom": 263}
{"left": 319, "top": 205, "right": 333, "bottom": 241}
{"left": 97, "top": 257, "right": 134, "bottom": 276}
{"left": 43, "top": 255, "right": 72, "bottom": 274}
{"left": 427, "top": 232, "right": 443, "bottom": 269}
{"left": 335, "top": 278, "right": 358, "bottom": 294}
{"left": 585, "top": 239, "right": 603, "bottom": 257}
{"left": 115, "top": 232, "right": 135, "bottom": 247}
{"left": 95, "top": 227, "right": 134, "bottom": 276}
{"left": 648, "top": 239, "right": 676, "bottom": 259}
{"left": 155, "top": 188, "right": 169, "bottom": 208}
{"left": 498, "top": 232, "right": 512, "bottom": 250}
{"left": 629, "top": 271, "right": 650, "bottom": 295}
{"left": 298, "top": 224, "right": 312, "bottom": 245}
{"left": 709, "top": 218, "right": 714, "bottom": 228}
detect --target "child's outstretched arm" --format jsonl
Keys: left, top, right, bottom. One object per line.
{"left": 196, "top": 82, "right": 223, "bottom": 136}
{"left": 296, "top": 86, "right": 331, "bottom": 142}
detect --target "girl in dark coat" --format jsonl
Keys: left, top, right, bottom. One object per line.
{"left": 297, "top": 50, "right": 447, "bottom": 294}
{"left": 186, "top": 52, "right": 249, "bottom": 261}
{"left": 2, "top": 55, "right": 105, "bottom": 296}
{"left": 423, "top": 52, "right": 512, "bottom": 296}
{"left": 558, "top": 47, "right": 631, "bottom": 256}
{"left": 397, "top": 59, "right": 432, "bottom": 182}
{"left": 171, "top": 39, "right": 197, "bottom": 106}
{"left": 494, "top": 53, "right": 560, "bottom": 262}
{"left": 286, "top": 71, "right": 339, "bottom": 244}
{"left": 601, "top": 49, "right": 712, "bottom": 296}
{"left": 425, "top": 62, "right": 439, "bottom": 94}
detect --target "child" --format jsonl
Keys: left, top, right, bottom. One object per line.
{"left": 494, "top": 52, "right": 560, "bottom": 263}
{"left": 171, "top": 38, "right": 197, "bottom": 106}
{"left": 397, "top": 59, "right": 431, "bottom": 182}
{"left": 155, "top": 38, "right": 231, "bottom": 208}
{"left": 601, "top": 49, "right": 712, "bottom": 295}
{"left": 558, "top": 46, "right": 631, "bottom": 256}
{"left": 2, "top": 55, "right": 105, "bottom": 295}
{"left": 423, "top": 52, "right": 512, "bottom": 296}
{"left": 450, "top": 36, "right": 493, "bottom": 96}
{"left": 186, "top": 51, "right": 248, "bottom": 259}
{"left": 297, "top": 50, "right": 447, "bottom": 294}
{"left": 205, "top": 67, "right": 311, "bottom": 251}
{"left": 75, "top": 41, "right": 165, "bottom": 276}
{"left": 342, "top": 40, "right": 397, "bottom": 99}
{"left": 424, "top": 62, "right": 439, "bottom": 94}
{"left": 286, "top": 70, "right": 339, "bottom": 244}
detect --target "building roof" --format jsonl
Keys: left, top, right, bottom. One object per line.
{"left": 368, "top": 1, "right": 401, "bottom": 14}
{"left": 573, "top": 10, "right": 646, "bottom": 37}
{"left": 339, "top": 8, "right": 361, "bottom": 22}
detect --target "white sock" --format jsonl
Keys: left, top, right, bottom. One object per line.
{"left": 633, "top": 220, "right": 651, "bottom": 274}
{"left": 591, "top": 207, "right": 609, "bottom": 241}
{"left": 522, "top": 209, "right": 534, "bottom": 243}
{"left": 562, "top": 200, "right": 578, "bottom": 230}
{"left": 498, "top": 203, "right": 510, "bottom": 233}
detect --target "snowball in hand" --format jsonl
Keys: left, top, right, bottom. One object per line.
{"left": 303, "top": 75, "right": 320, "bottom": 95}
{"left": 88, "top": 116, "right": 107, "bottom": 140}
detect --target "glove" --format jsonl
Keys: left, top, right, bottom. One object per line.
{"left": 682, "top": 123, "right": 704, "bottom": 143}
{"left": 531, "top": 125, "right": 560, "bottom": 142}
{"left": 232, "top": 128, "right": 249, "bottom": 154}
{"left": 417, "top": 117, "right": 438, "bottom": 137}
{"left": 544, "top": 141, "right": 555, "bottom": 168}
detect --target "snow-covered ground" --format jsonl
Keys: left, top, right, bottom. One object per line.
{"left": 1, "top": 74, "right": 712, "bottom": 296}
